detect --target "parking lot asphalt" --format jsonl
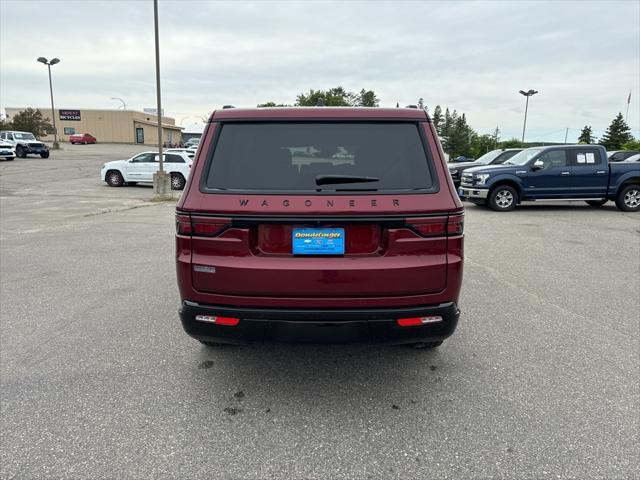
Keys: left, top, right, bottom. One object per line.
{"left": 1, "top": 144, "right": 639, "bottom": 479}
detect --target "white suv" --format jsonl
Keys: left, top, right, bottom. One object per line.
{"left": 101, "top": 151, "right": 192, "bottom": 190}
{"left": 0, "top": 140, "right": 16, "bottom": 161}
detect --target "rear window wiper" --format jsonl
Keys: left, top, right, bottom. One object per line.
{"left": 315, "top": 174, "right": 380, "bottom": 185}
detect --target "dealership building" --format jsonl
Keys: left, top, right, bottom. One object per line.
{"left": 4, "top": 108, "right": 183, "bottom": 145}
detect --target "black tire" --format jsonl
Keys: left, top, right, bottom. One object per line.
{"left": 40, "top": 152, "right": 50, "bottom": 159}
{"left": 586, "top": 199, "right": 607, "bottom": 207}
{"left": 16, "top": 146, "right": 26, "bottom": 158}
{"left": 171, "top": 173, "right": 186, "bottom": 190}
{"left": 615, "top": 184, "right": 640, "bottom": 212}
{"left": 105, "top": 170, "right": 124, "bottom": 187}
{"left": 488, "top": 185, "right": 518, "bottom": 212}
{"left": 409, "top": 341, "right": 443, "bottom": 350}
{"left": 199, "top": 340, "right": 232, "bottom": 347}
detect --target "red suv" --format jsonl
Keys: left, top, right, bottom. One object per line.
{"left": 176, "top": 107, "right": 464, "bottom": 348}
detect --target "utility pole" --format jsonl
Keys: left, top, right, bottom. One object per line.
{"left": 152, "top": 0, "right": 170, "bottom": 197}
{"left": 36, "top": 57, "right": 60, "bottom": 149}
{"left": 519, "top": 89, "right": 538, "bottom": 147}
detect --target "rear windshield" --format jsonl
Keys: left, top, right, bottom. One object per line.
{"left": 204, "top": 122, "right": 435, "bottom": 193}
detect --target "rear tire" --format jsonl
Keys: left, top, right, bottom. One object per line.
{"left": 199, "top": 340, "right": 233, "bottom": 347}
{"left": 615, "top": 184, "right": 640, "bottom": 212}
{"left": 171, "top": 173, "right": 186, "bottom": 190}
{"left": 586, "top": 199, "right": 607, "bottom": 207}
{"left": 409, "top": 341, "right": 443, "bottom": 349}
{"left": 488, "top": 185, "right": 518, "bottom": 211}
{"left": 106, "top": 170, "right": 124, "bottom": 187}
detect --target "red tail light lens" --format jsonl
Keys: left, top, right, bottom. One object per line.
{"left": 407, "top": 214, "right": 464, "bottom": 238}
{"left": 175, "top": 214, "right": 231, "bottom": 237}
{"left": 397, "top": 316, "right": 443, "bottom": 327}
{"left": 194, "top": 315, "right": 240, "bottom": 326}
{"left": 448, "top": 214, "right": 464, "bottom": 236}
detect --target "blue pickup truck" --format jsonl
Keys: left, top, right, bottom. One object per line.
{"left": 458, "top": 145, "right": 640, "bottom": 212}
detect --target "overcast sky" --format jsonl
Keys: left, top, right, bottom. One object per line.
{"left": 1, "top": 0, "right": 638, "bottom": 142}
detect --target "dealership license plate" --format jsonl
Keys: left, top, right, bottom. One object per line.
{"left": 292, "top": 228, "right": 345, "bottom": 255}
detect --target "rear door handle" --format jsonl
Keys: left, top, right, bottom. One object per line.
{"left": 560, "top": 171, "right": 571, "bottom": 176}
{"left": 596, "top": 170, "right": 606, "bottom": 174}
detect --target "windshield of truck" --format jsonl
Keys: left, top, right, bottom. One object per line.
{"left": 14, "top": 133, "right": 36, "bottom": 140}
{"left": 504, "top": 148, "right": 543, "bottom": 165}
{"left": 474, "top": 150, "right": 504, "bottom": 165}
{"left": 204, "top": 122, "right": 436, "bottom": 192}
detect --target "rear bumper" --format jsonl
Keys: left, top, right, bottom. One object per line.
{"left": 180, "top": 300, "right": 460, "bottom": 344}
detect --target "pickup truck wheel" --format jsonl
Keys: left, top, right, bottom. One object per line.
{"left": 16, "top": 146, "right": 26, "bottom": 158}
{"left": 106, "top": 170, "right": 124, "bottom": 187}
{"left": 488, "top": 185, "right": 517, "bottom": 211}
{"left": 409, "top": 341, "right": 443, "bottom": 349}
{"left": 171, "top": 173, "right": 186, "bottom": 190}
{"left": 616, "top": 184, "right": 640, "bottom": 212}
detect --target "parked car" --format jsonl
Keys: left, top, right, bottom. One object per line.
{"left": 450, "top": 155, "right": 474, "bottom": 163}
{"left": 623, "top": 153, "right": 640, "bottom": 163}
{"left": 0, "top": 141, "right": 15, "bottom": 161}
{"left": 459, "top": 145, "right": 640, "bottom": 212}
{"left": 69, "top": 133, "right": 97, "bottom": 144}
{"left": 176, "top": 107, "right": 464, "bottom": 348}
{"left": 165, "top": 148, "right": 196, "bottom": 160}
{"left": 0, "top": 130, "right": 49, "bottom": 158}
{"left": 101, "top": 151, "right": 192, "bottom": 190}
{"left": 185, "top": 138, "right": 200, "bottom": 148}
{"left": 448, "top": 148, "right": 522, "bottom": 188}
{"left": 607, "top": 150, "right": 639, "bottom": 162}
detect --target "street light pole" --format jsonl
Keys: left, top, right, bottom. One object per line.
{"left": 519, "top": 89, "right": 538, "bottom": 147}
{"left": 37, "top": 57, "right": 60, "bottom": 149}
{"left": 152, "top": 0, "right": 170, "bottom": 197}
{"left": 111, "top": 97, "right": 127, "bottom": 109}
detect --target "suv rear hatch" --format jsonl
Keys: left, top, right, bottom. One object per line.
{"left": 178, "top": 119, "right": 461, "bottom": 299}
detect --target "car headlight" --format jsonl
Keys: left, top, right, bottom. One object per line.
{"left": 449, "top": 169, "right": 459, "bottom": 178}
{"left": 475, "top": 173, "right": 490, "bottom": 185}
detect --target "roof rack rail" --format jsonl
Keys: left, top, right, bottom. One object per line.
{"left": 222, "top": 105, "right": 235, "bottom": 109}
{"left": 405, "top": 104, "right": 418, "bottom": 109}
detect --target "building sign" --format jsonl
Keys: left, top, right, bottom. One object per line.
{"left": 143, "top": 107, "right": 164, "bottom": 116}
{"left": 64, "top": 127, "right": 76, "bottom": 135}
{"left": 59, "top": 109, "right": 81, "bottom": 121}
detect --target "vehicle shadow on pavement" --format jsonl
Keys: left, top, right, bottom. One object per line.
{"left": 188, "top": 342, "right": 449, "bottom": 416}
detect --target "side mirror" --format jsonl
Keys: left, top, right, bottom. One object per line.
{"left": 532, "top": 159, "right": 544, "bottom": 171}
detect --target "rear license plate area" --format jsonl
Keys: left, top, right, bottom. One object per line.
{"left": 292, "top": 228, "right": 345, "bottom": 255}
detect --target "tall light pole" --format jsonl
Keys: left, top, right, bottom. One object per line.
{"left": 37, "top": 57, "right": 60, "bottom": 149}
{"left": 152, "top": 0, "right": 170, "bottom": 197}
{"left": 519, "top": 89, "right": 538, "bottom": 146}
{"left": 111, "top": 97, "right": 127, "bottom": 109}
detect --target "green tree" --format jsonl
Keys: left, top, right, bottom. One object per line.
{"left": 470, "top": 134, "right": 496, "bottom": 158}
{"left": 257, "top": 102, "right": 289, "bottom": 107}
{"left": 578, "top": 125, "right": 594, "bottom": 144}
{"left": 355, "top": 89, "right": 379, "bottom": 107}
{"left": 599, "top": 113, "right": 633, "bottom": 149}
{"left": 432, "top": 105, "right": 443, "bottom": 134}
{"left": 7, "top": 108, "right": 53, "bottom": 137}
{"left": 621, "top": 138, "right": 640, "bottom": 150}
{"left": 296, "top": 87, "right": 352, "bottom": 106}
{"left": 499, "top": 138, "right": 522, "bottom": 148}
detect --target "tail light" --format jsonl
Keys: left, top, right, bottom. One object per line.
{"left": 195, "top": 315, "right": 240, "bottom": 326}
{"left": 176, "top": 214, "right": 231, "bottom": 237}
{"left": 397, "top": 316, "right": 443, "bottom": 327}
{"left": 406, "top": 214, "right": 464, "bottom": 238}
